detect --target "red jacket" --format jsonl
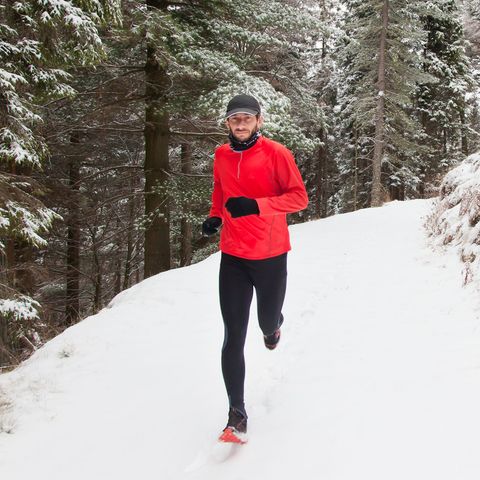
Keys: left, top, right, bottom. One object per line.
{"left": 209, "top": 135, "right": 308, "bottom": 260}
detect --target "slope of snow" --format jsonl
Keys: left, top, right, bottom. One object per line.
{"left": 1, "top": 199, "right": 480, "bottom": 480}
{"left": 427, "top": 151, "right": 480, "bottom": 286}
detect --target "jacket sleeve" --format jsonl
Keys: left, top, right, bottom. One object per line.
{"left": 256, "top": 148, "right": 308, "bottom": 216}
{"left": 208, "top": 157, "right": 224, "bottom": 219}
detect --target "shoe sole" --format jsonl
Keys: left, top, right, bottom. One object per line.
{"left": 264, "top": 329, "right": 281, "bottom": 350}
{"left": 219, "top": 427, "right": 248, "bottom": 444}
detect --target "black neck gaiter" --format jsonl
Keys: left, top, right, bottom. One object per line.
{"left": 229, "top": 130, "right": 261, "bottom": 152}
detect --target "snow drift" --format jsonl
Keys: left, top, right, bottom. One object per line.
{"left": 426, "top": 151, "right": 480, "bottom": 285}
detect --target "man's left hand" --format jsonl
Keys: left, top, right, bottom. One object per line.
{"left": 225, "top": 197, "right": 260, "bottom": 218}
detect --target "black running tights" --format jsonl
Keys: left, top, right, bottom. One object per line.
{"left": 219, "top": 252, "right": 287, "bottom": 415}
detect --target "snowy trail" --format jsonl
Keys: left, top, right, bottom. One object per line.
{"left": 1, "top": 200, "right": 480, "bottom": 480}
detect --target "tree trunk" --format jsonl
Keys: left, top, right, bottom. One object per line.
{"left": 371, "top": 0, "right": 389, "bottom": 208}
{"left": 123, "top": 176, "right": 137, "bottom": 290}
{"left": 180, "top": 143, "right": 193, "bottom": 266}
{"left": 65, "top": 132, "right": 81, "bottom": 324}
{"left": 114, "top": 217, "right": 122, "bottom": 296}
{"left": 316, "top": 129, "right": 328, "bottom": 218}
{"left": 1, "top": 164, "right": 34, "bottom": 363}
{"left": 144, "top": 0, "right": 171, "bottom": 278}
{"left": 389, "top": 184, "right": 405, "bottom": 201}
{"left": 459, "top": 105, "right": 469, "bottom": 156}
{"left": 0, "top": 241, "right": 12, "bottom": 364}
{"left": 92, "top": 229, "right": 102, "bottom": 313}
{"left": 353, "top": 125, "right": 359, "bottom": 211}
{"left": 0, "top": 315, "right": 13, "bottom": 367}
{"left": 0, "top": 240, "right": 14, "bottom": 366}
{"left": 114, "top": 253, "right": 121, "bottom": 296}
{"left": 418, "top": 108, "right": 434, "bottom": 197}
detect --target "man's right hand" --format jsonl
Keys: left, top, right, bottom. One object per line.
{"left": 202, "top": 216, "right": 222, "bottom": 237}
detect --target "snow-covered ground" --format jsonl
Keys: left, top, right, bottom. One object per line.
{"left": 1, "top": 199, "right": 480, "bottom": 480}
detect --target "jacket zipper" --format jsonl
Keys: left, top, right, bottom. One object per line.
{"left": 237, "top": 152, "right": 243, "bottom": 179}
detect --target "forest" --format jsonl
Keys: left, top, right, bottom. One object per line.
{"left": 1, "top": 0, "right": 480, "bottom": 368}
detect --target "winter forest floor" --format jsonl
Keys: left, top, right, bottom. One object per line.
{"left": 1, "top": 199, "right": 480, "bottom": 480}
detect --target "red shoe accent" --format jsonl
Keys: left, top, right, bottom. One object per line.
{"left": 264, "top": 328, "right": 281, "bottom": 350}
{"left": 219, "top": 427, "right": 247, "bottom": 444}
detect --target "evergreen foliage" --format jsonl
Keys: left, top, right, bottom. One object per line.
{"left": 0, "top": 0, "right": 121, "bottom": 363}
{"left": 333, "top": 0, "right": 476, "bottom": 209}
{"left": 416, "top": 0, "right": 475, "bottom": 194}
{"left": 135, "top": 0, "right": 323, "bottom": 151}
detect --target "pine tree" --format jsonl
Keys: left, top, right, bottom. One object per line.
{"left": 296, "top": 0, "right": 341, "bottom": 218}
{"left": 416, "top": 0, "right": 475, "bottom": 195}
{"left": 462, "top": 0, "right": 480, "bottom": 155}
{"left": 335, "top": 0, "right": 435, "bottom": 208}
{"left": 0, "top": 0, "right": 121, "bottom": 365}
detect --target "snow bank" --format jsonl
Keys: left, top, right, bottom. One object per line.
{"left": 426, "top": 151, "right": 480, "bottom": 285}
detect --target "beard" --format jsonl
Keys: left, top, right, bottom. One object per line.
{"left": 228, "top": 128, "right": 261, "bottom": 152}
{"left": 229, "top": 126, "right": 258, "bottom": 142}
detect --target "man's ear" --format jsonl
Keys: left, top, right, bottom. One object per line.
{"left": 257, "top": 115, "right": 264, "bottom": 129}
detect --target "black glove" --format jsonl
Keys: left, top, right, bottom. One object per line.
{"left": 202, "top": 216, "right": 222, "bottom": 236}
{"left": 225, "top": 197, "right": 260, "bottom": 218}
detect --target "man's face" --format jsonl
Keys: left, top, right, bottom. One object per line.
{"left": 226, "top": 113, "right": 263, "bottom": 142}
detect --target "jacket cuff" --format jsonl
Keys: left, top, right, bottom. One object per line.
{"left": 256, "top": 197, "right": 271, "bottom": 216}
